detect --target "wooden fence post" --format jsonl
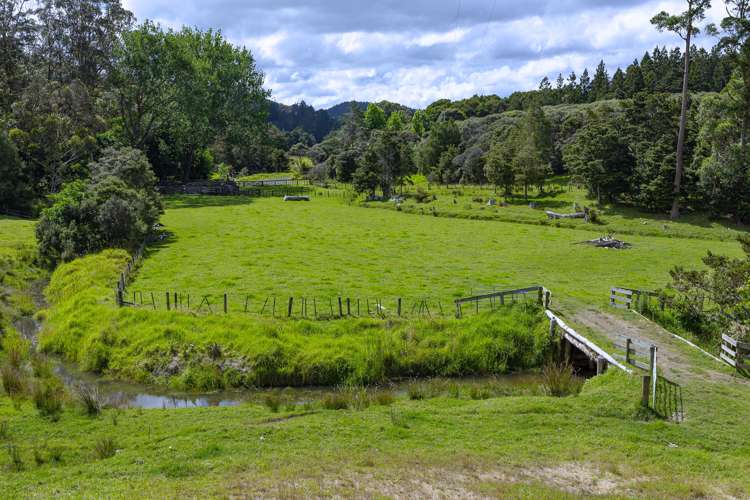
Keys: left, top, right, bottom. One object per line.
{"left": 338, "top": 297, "right": 343, "bottom": 317}
{"left": 287, "top": 297, "right": 293, "bottom": 317}
{"left": 224, "top": 293, "right": 228, "bottom": 314}
{"left": 596, "top": 356, "right": 607, "bottom": 375}
{"left": 537, "top": 287, "right": 543, "bottom": 305}
{"left": 544, "top": 290, "right": 551, "bottom": 309}
{"left": 346, "top": 298, "right": 351, "bottom": 316}
{"left": 166, "top": 291, "right": 171, "bottom": 311}
{"left": 625, "top": 338, "right": 632, "bottom": 365}
{"left": 398, "top": 297, "right": 402, "bottom": 317}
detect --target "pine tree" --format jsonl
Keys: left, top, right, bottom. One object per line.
{"left": 591, "top": 60, "right": 610, "bottom": 101}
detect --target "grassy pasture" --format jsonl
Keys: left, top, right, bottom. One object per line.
{"left": 368, "top": 176, "right": 747, "bottom": 241}
{"left": 130, "top": 195, "right": 742, "bottom": 306}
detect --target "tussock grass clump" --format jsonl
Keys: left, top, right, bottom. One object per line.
{"left": 1, "top": 363, "right": 25, "bottom": 397}
{"left": 373, "top": 390, "right": 395, "bottom": 406}
{"left": 32, "top": 378, "right": 64, "bottom": 420}
{"left": 7, "top": 444, "right": 23, "bottom": 471}
{"left": 93, "top": 437, "right": 117, "bottom": 459}
{"left": 263, "top": 394, "right": 281, "bottom": 413}
{"left": 542, "top": 362, "right": 584, "bottom": 397}
{"left": 0, "top": 421, "right": 9, "bottom": 440}
{"left": 321, "top": 392, "right": 350, "bottom": 410}
{"left": 76, "top": 384, "right": 103, "bottom": 416}
{"left": 389, "top": 407, "right": 408, "bottom": 428}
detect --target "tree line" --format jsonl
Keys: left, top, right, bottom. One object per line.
{"left": 0, "top": 0, "right": 270, "bottom": 263}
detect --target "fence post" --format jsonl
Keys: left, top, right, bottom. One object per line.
{"left": 166, "top": 291, "right": 171, "bottom": 311}
{"left": 641, "top": 375, "right": 651, "bottom": 407}
{"left": 549, "top": 318, "right": 556, "bottom": 339}
{"left": 287, "top": 297, "right": 293, "bottom": 317}
{"left": 346, "top": 298, "right": 351, "bottom": 316}
{"left": 649, "top": 345, "right": 658, "bottom": 408}
{"left": 224, "top": 293, "right": 228, "bottom": 314}
{"left": 338, "top": 297, "right": 343, "bottom": 317}
{"left": 455, "top": 302, "right": 461, "bottom": 318}
{"left": 544, "top": 290, "right": 551, "bottom": 309}
{"left": 596, "top": 356, "right": 607, "bottom": 375}
{"left": 625, "top": 338, "right": 632, "bottom": 365}
{"left": 537, "top": 287, "right": 543, "bottom": 305}
{"left": 398, "top": 297, "right": 402, "bottom": 317}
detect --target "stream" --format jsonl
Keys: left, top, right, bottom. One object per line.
{"left": 14, "top": 312, "right": 545, "bottom": 410}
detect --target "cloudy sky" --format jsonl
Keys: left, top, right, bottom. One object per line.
{"left": 121, "top": 0, "right": 726, "bottom": 109}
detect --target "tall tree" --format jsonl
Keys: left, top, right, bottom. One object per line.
{"left": 651, "top": 0, "right": 711, "bottom": 219}
{"left": 0, "top": 0, "right": 36, "bottom": 112}
{"left": 363, "top": 103, "right": 386, "bottom": 130}
{"left": 591, "top": 60, "right": 610, "bottom": 101}
{"left": 717, "top": 1, "right": 750, "bottom": 150}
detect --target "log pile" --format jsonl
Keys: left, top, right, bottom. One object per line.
{"left": 577, "top": 235, "right": 631, "bottom": 249}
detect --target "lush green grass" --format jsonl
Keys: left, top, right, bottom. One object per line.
{"left": 2, "top": 369, "right": 750, "bottom": 497}
{"left": 131, "top": 195, "right": 742, "bottom": 306}
{"left": 40, "top": 250, "right": 551, "bottom": 388}
{"left": 370, "top": 177, "right": 747, "bottom": 241}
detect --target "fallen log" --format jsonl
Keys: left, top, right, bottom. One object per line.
{"left": 283, "top": 195, "right": 310, "bottom": 201}
{"left": 576, "top": 235, "right": 631, "bottom": 249}
{"left": 546, "top": 210, "right": 585, "bottom": 219}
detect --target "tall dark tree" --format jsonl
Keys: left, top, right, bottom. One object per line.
{"left": 591, "top": 61, "right": 609, "bottom": 101}
{"left": 0, "top": 0, "right": 36, "bottom": 112}
{"left": 651, "top": 0, "right": 712, "bottom": 219}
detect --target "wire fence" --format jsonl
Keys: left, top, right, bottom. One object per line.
{"left": 121, "top": 292, "right": 460, "bottom": 319}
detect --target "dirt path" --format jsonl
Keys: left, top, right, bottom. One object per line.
{"left": 571, "top": 305, "right": 745, "bottom": 386}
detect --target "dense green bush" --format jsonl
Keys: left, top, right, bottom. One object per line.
{"left": 36, "top": 147, "right": 162, "bottom": 265}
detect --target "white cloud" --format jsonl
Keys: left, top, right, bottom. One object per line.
{"left": 124, "top": 0, "right": 726, "bottom": 109}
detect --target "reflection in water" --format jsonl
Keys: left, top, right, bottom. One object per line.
{"left": 53, "top": 360, "right": 544, "bottom": 410}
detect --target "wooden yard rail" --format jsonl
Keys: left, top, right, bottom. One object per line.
{"left": 610, "top": 286, "right": 662, "bottom": 311}
{"left": 720, "top": 334, "right": 750, "bottom": 371}
{"left": 454, "top": 286, "right": 551, "bottom": 318}
{"left": 545, "top": 310, "right": 632, "bottom": 375}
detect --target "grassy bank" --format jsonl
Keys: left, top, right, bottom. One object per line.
{"left": 2, "top": 368, "right": 750, "bottom": 497}
{"left": 40, "top": 250, "right": 551, "bottom": 389}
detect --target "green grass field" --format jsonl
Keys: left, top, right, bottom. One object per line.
{"left": 367, "top": 177, "right": 747, "bottom": 241}
{"left": 5, "top": 191, "right": 750, "bottom": 496}
{"left": 131, "top": 195, "right": 742, "bottom": 306}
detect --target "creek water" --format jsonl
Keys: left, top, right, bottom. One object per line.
{"left": 52, "top": 360, "right": 545, "bottom": 410}
{"left": 17, "top": 312, "right": 545, "bottom": 410}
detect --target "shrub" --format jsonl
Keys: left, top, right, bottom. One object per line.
{"left": 93, "top": 437, "right": 117, "bottom": 459}
{"left": 541, "top": 362, "right": 584, "bottom": 397}
{"left": 36, "top": 147, "right": 162, "bottom": 265}
{"left": 413, "top": 187, "right": 432, "bottom": 203}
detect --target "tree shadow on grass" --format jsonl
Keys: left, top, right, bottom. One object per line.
{"left": 163, "top": 195, "right": 257, "bottom": 210}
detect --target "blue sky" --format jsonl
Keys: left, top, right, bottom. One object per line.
{"left": 121, "top": 0, "right": 725, "bottom": 109}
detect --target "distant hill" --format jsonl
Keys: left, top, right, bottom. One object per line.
{"left": 325, "top": 101, "right": 369, "bottom": 122}
{"left": 268, "top": 99, "right": 415, "bottom": 143}
{"left": 267, "top": 100, "right": 336, "bottom": 142}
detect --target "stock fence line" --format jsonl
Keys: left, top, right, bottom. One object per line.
{"left": 118, "top": 289, "right": 543, "bottom": 319}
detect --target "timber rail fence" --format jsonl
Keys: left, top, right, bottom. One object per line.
{"left": 609, "top": 286, "right": 732, "bottom": 368}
